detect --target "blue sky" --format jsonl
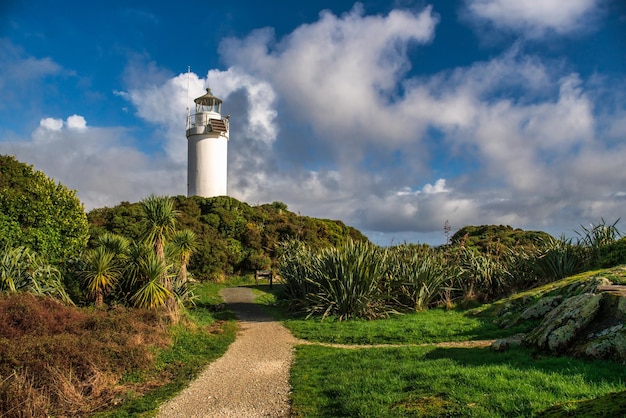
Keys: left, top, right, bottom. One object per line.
{"left": 1, "top": 0, "right": 625, "bottom": 245}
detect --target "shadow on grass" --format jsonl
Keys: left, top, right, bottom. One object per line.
{"left": 536, "top": 390, "right": 626, "bottom": 417}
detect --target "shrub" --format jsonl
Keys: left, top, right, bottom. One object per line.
{"left": 305, "top": 239, "right": 389, "bottom": 320}
{"left": 387, "top": 246, "right": 452, "bottom": 311}
{"left": 0, "top": 246, "right": 72, "bottom": 304}
{"left": 0, "top": 294, "right": 169, "bottom": 417}
{"left": 594, "top": 237, "right": 626, "bottom": 268}
{"left": 0, "top": 155, "right": 89, "bottom": 264}
{"left": 533, "top": 236, "right": 587, "bottom": 281}
{"left": 277, "top": 240, "right": 318, "bottom": 308}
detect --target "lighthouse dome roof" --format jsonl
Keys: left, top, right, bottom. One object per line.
{"left": 194, "top": 88, "right": 222, "bottom": 106}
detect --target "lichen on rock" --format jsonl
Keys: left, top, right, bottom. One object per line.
{"left": 524, "top": 293, "right": 603, "bottom": 353}
{"left": 520, "top": 296, "right": 562, "bottom": 320}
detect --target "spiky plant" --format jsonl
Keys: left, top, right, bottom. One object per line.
{"left": 97, "top": 232, "right": 130, "bottom": 257}
{"left": 277, "top": 240, "right": 317, "bottom": 308}
{"left": 0, "top": 246, "right": 71, "bottom": 304}
{"left": 533, "top": 235, "right": 586, "bottom": 281}
{"left": 130, "top": 253, "right": 172, "bottom": 309}
{"left": 170, "top": 229, "right": 197, "bottom": 284}
{"left": 140, "top": 194, "right": 179, "bottom": 315}
{"left": 389, "top": 247, "right": 451, "bottom": 311}
{"left": 305, "top": 239, "right": 389, "bottom": 320}
{"left": 81, "top": 246, "right": 120, "bottom": 307}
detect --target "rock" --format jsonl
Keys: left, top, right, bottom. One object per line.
{"left": 491, "top": 339, "right": 509, "bottom": 351}
{"left": 584, "top": 332, "right": 626, "bottom": 361}
{"left": 491, "top": 334, "right": 525, "bottom": 352}
{"left": 524, "top": 293, "right": 603, "bottom": 353}
{"left": 520, "top": 296, "right": 562, "bottom": 320}
{"left": 565, "top": 277, "right": 612, "bottom": 298}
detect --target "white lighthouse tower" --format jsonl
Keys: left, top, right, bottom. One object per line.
{"left": 186, "top": 88, "right": 230, "bottom": 197}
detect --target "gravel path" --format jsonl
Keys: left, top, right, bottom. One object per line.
{"left": 157, "top": 287, "right": 497, "bottom": 417}
{"left": 158, "top": 287, "right": 300, "bottom": 418}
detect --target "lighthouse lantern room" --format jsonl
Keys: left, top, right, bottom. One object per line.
{"left": 186, "top": 88, "right": 230, "bottom": 198}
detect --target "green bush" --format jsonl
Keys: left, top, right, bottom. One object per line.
{"left": 88, "top": 196, "right": 367, "bottom": 280}
{"left": 282, "top": 239, "right": 390, "bottom": 320}
{"left": 595, "top": 237, "right": 626, "bottom": 268}
{"left": 0, "top": 155, "right": 89, "bottom": 264}
{"left": 387, "top": 246, "right": 452, "bottom": 311}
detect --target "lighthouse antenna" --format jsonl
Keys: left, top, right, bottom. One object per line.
{"left": 186, "top": 66, "right": 191, "bottom": 117}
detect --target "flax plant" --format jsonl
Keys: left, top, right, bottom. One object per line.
{"left": 389, "top": 248, "right": 452, "bottom": 311}
{"left": 305, "top": 239, "right": 389, "bottom": 320}
{"left": 0, "top": 246, "right": 71, "bottom": 304}
{"left": 278, "top": 240, "right": 317, "bottom": 306}
{"left": 533, "top": 236, "right": 586, "bottom": 281}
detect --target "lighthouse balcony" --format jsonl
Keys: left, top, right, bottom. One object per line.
{"left": 186, "top": 113, "right": 229, "bottom": 136}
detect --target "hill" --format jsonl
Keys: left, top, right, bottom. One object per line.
{"left": 87, "top": 196, "right": 367, "bottom": 280}
{"left": 451, "top": 224, "right": 553, "bottom": 253}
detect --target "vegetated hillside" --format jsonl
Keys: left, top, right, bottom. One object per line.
{"left": 88, "top": 196, "right": 367, "bottom": 280}
{"left": 451, "top": 224, "right": 553, "bottom": 253}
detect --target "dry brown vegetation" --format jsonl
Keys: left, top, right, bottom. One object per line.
{"left": 0, "top": 293, "right": 171, "bottom": 417}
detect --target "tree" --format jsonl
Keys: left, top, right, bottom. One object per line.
{"left": 0, "top": 155, "right": 89, "bottom": 263}
{"left": 140, "top": 195, "right": 179, "bottom": 315}
{"left": 130, "top": 253, "right": 172, "bottom": 309}
{"left": 81, "top": 246, "right": 120, "bottom": 308}
{"left": 170, "top": 229, "right": 197, "bottom": 284}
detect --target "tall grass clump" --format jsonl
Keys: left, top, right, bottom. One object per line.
{"left": 279, "top": 239, "right": 390, "bottom": 320}
{"left": 576, "top": 218, "right": 622, "bottom": 268}
{"left": 277, "top": 240, "right": 318, "bottom": 307}
{"left": 0, "top": 246, "right": 72, "bottom": 304}
{"left": 308, "top": 239, "right": 389, "bottom": 320}
{"left": 531, "top": 236, "right": 586, "bottom": 282}
{"left": 387, "top": 245, "right": 453, "bottom": 311}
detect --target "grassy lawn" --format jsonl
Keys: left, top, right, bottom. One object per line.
{"left": 252, "top": 284, "right": 626, "bottom": 417}
{"left": 290, "top": 345, "right": 626, "bottom": 417}
{"left": 256, "top": 284, "right": 532, "bottom": 344}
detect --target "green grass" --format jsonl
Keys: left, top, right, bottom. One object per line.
{"left": 93, "top": 282, "right": 237, "bottom": 417}
{"left": 290, "top": 345, "right": 626, "bottom": 417}
{"left": 256, "top": 284, "right": 529, "bottom": 344}
{"left": 282, "top": 309, "right": 530, "bottom": 344}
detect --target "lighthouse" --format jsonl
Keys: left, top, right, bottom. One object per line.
{"left": 186, "top": 88, "right": 230, "bottom": 197}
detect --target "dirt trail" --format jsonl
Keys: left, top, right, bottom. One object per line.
{"left": 158, "top": 287, "right": 299, "bottom": 418}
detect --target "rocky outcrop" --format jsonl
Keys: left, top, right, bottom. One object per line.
{"left": 524, "top": 293, "right": 602, "bottom": 352}
{"left": 490, "top": 272, "right": 626, "bottom": 362}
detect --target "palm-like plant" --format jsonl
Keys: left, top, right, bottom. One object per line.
{"left": 170, "top": 229, "right": 197, "bottom": 284}
{"left": 97, "top": 232, "right": 130, "bottom": 257}
{"left": 140, "top": 194, "right": 179, "bottom": 313}
{"left": 140, "top": 194, "right": 179, "bottom": 261}
{"left": 81, "top": 246, "right": 120, "bottom": 307}
{"left": 130, "top": 253, "right": 172, "bottom": 309}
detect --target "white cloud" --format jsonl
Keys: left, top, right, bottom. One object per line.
{"left": 1, "top": 114, "right": 184, "bottom": 209}
{"left": 39, "top": 117, "right": 63, "bottom": 131}
{"left": 422, "top": 179, "right": 449, "bottom": 194}
{"left": 465, "top": 0, "right": 602, "bottom": 37}
{"left": 220, "top": 4, "right": 439, "bottom": 151}
{"left": 66, "top": 115, "right": 87, "bottom": 130}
